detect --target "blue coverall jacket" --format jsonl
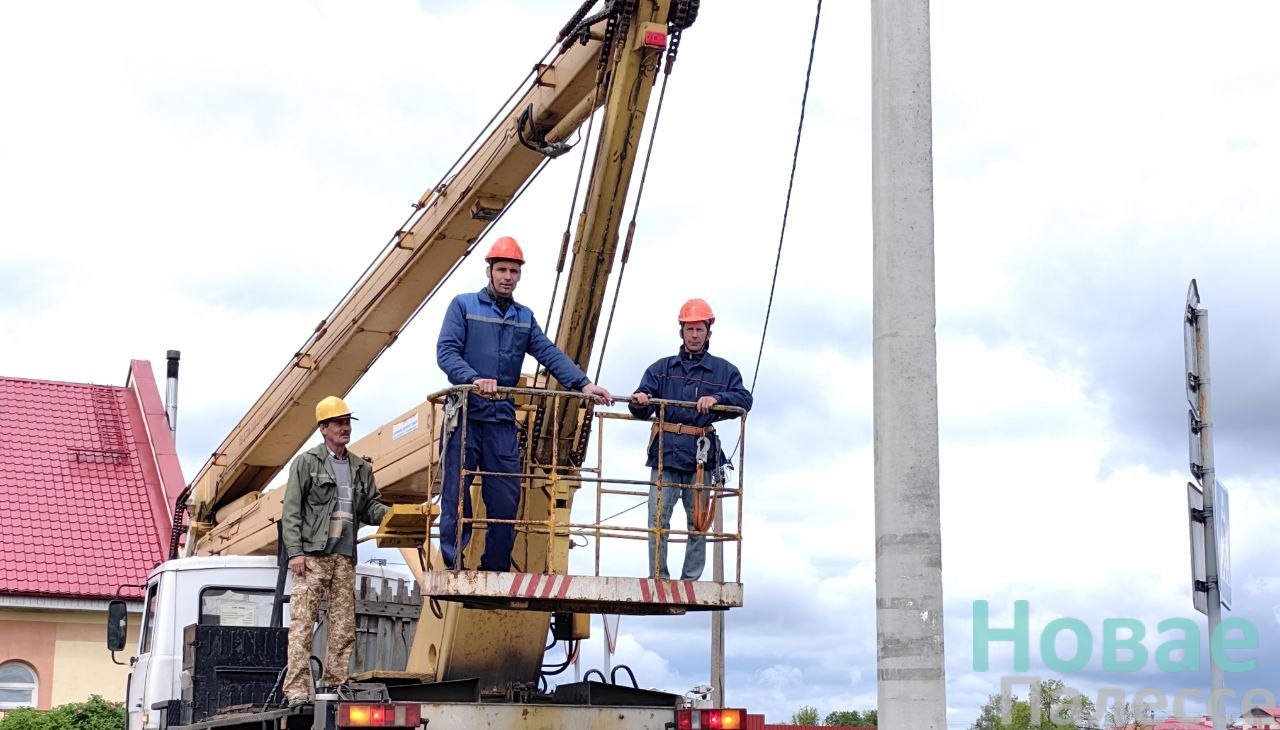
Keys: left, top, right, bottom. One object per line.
{"left": 436, "top": 287, "right": 591, "bottom": 419}
{"left": 434, "top": 287, "right": 592, "bottom": 570}
{"left": 628, "top": 347, "right": 753, "bottom": 472}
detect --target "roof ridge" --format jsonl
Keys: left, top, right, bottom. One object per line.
{"left": 0, "top": 374, "right": 127, "bottom": 390}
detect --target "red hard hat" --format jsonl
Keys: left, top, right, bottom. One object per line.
{"left": 678, "top": 298, "right": 715, "bottom": 325}
{"left": 484, "top": 236, "right": 525, "bottom": 264}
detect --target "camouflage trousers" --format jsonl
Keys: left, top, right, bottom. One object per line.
{"left": 283, "top": 553, "right": 356, "bottom": 701}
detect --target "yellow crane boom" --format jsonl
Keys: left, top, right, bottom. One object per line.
{"left": 186, "top": 10, "right": 630, "bottom": 551}
{"left": 182, "top": 0, "right": 700, "bottom": 695}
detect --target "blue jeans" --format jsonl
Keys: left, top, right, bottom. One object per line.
{"left": 439, "top": 419, "right": 521, "bottom": 571}
{"left": 647, "top": 467, "right": 710, "bottom": 580}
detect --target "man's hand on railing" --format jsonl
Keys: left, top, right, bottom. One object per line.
{"left": 435, "top": 383, "right": 746, "bottom": 416}
{"left": 582, "top": 383, "right": 614, "bottom": 405}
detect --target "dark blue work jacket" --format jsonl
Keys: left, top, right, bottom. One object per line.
{"left": 437, "top": 288, "right": 590, "bottom": 422}
{"left": 628, "top": 348, "right": 753, "bottom": 472}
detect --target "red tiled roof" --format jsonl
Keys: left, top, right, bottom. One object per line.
{"left": 1153, "top": 719, "right": 1214, "bottom": 730}
{"left": 0, "top": 366, "right": 176, "bottom": 601}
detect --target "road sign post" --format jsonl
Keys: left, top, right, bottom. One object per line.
{"left": 1184, "top": 279, "right": 1230, "bottom": 727}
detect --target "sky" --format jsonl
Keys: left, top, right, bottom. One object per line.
{"left": 2, "top": 0, "right": 1280, "bottom": 726}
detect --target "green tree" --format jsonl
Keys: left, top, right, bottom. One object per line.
{"left": 825, "top": 710, "right": 864, "bottom": 726}
{"left": 0, "top": 695, "right": 124, "bottom": 730}
{"left": 971, "top": 678, "right": 1096, "bottom": 730}
{"left": 862, "top": 709, "right": 878, "bottom": 726}
{"left": 0, "top": 709, "right": 45, "bottom": 730}
{"left": 791, "top": 705, "right": 820, "bottom": 725}
{"left": 1104, "top": 701, "right": 1153, "bottom": 730}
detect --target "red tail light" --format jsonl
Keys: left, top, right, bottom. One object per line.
{"left": 675, "top": 708, "right": 745, "bottom": 729}
{"left": 336, "top": 703, "right": 421, "bottom": 727}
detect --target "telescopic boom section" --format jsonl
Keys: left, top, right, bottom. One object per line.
{"left": 534, "top": 4, "right": 672, "bottom": 468}
{"left": 185, "top": 26, "right": 611, "bottom": 551}
{"left": 524, "top": 1, "right": 675, "bottom": 573}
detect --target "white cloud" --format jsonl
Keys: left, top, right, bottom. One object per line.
{"left": 3, "top": 0, "right": 1279, "bottom": 724}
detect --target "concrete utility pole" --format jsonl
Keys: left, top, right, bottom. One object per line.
{"left": 871, "top": 0, "right": 947, "bottom": 728}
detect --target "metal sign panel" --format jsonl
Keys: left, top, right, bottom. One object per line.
{"left": 603, "top": 614, "right": 621, "bottom": 654}
{"left": 1184, "top": 328, "right": 1198, "bottom": 410}
{"left": 1187, "top": 409, "right": 1202, "bottom": 481}
{"left": 1187, "top": 482, "right": 1208, "bottom": 616}
{"left": 1184, "top": 280, "right": 1200, "bottom": 411}
{"left": 1215, "top": 479, "right": 1231, "bottom": 610}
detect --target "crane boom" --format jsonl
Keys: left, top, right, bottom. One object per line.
{"left": 186, "top": 26, "right": 611, "bottom": 550}
{"left": 525, "top": 2, "right": 677, "bottom": 572}
{"left": 180, "top": 0, "right": 701, "bottom": 695}
{"left": 431, "top": 0, "right": 685, "bottom": 690}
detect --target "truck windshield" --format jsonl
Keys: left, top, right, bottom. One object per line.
{"left": 199, "top": 588, "right": 274, "bottom": 627}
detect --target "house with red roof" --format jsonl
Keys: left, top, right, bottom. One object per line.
{"left": 1243, "top": 707, "right": 1280, "bottom": 729}
{"left": 0, "top": 360, "right": 183, "bottom": 711}
{"left": 1120, "top": 716, "right": 1245, "bottom": 730}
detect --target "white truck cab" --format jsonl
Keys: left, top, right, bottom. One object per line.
{"left": 110, "top": 555, "right": 411, "bottom": 730}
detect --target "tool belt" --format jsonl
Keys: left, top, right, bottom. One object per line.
{"left": 649, "top": 421, "right": 712, "bottom": 439}
{"left": 648, "top": 422, "right": 720, "bottom": 533}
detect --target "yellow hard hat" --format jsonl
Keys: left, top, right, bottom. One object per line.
{"left": 315, "top": 396, "right": 357, "bottom": 424}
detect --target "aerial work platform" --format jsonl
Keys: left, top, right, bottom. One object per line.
{"left": 400, "top": 385, "right": 750, "bottom": 618}
{"left": 424, "top": 570, "right": 742, "bottom": 615}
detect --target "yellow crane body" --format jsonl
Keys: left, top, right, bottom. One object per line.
{"left": 175, "top": 0, "right": 744, "bottom": 703}
{"left": 186, "top": 26, "right": 610, "bottom": 547}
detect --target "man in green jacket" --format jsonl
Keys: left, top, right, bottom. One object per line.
{"left": 281, "top": 396, "right": 390, "bottom": 705}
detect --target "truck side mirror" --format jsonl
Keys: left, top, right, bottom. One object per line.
{"left": 107, "top": 599, "right": 129, "bottom": 652}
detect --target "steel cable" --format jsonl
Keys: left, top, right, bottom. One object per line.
{"left": 749, "top": 0, "right": 823, "bottom": 392}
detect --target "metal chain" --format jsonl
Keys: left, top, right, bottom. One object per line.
{"left": 591, "top": 52, "right": 673, "bottom": 384}
{"left": 669, "top": 0, "right": 699, "bottom": 30}
{"left": 536, "top": 77, "right": 607, "bottom": 386}
{"left": 599, "top": 11, "right": 619, "bottom": 67}
{"left": 516, "top": 408, "right": 530, "bottom": 460}
{"left": 665, "top": 0, "right": 699, "bottom": 71}
{"left": 617, "top": 0, "right": 635, "bottom": 53}
{"left": 526, "top": 402, "right": 545, "bottom": 465}
{"left": 558, "top": 0, "right": 599, "bottom": 44}
{"left": 571, "top": 402, "right": 595, "bottom": 465}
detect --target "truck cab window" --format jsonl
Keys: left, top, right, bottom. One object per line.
{"left": 199, "top": 588, "right": 274, "bottom": 627}
{"left": 138, "top": 584, "right": 159, "bottom": 654}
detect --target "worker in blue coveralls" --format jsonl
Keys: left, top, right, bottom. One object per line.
{"left": 628, "top": 298, "right": 753, "bottom": 581}
{"left": 436, "top": 235, "right": 613, "bottom": 571}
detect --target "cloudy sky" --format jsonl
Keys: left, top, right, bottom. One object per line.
{"left": 3, "top": 0, "right": 1280, "bottom": 725}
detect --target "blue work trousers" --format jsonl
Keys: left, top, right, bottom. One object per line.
{"left": 439, "top": 419, "right": 521, "bottom": 571}
{"left": 647, "top": 467, "right": 711, "bottom": 580}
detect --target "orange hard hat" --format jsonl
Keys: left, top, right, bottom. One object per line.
{"left": 677, "top": 298, "right": 715, "bottom": 325}
{"left": 484, "top": 236, "right": 525, "bottom": 264}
